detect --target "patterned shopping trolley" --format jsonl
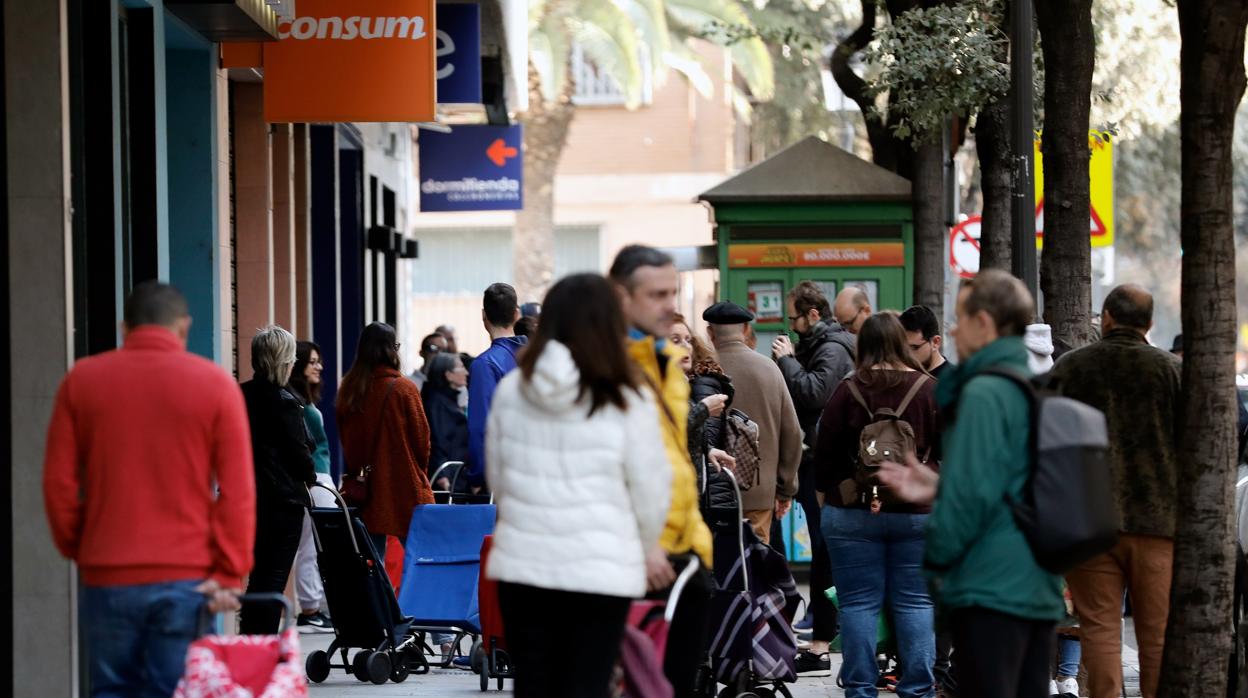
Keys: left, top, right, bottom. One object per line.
{"left": 173, "top": 593, "right": 307, "bottom": 698}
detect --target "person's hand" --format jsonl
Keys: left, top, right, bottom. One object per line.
{"left": 775, "top": 498, "right": 793, "bottom": 519}
{"left": 433, "top": 477, "right": 452, "bottom": 491}
{"left": 195, "top": 579, "right": 242, "bottom": 613}
{"left": 701, "top": 393, "right": 729, "bottom": 418}
{"left": 877, "top": 453, "right": 940, "bottom": 505}
{"left": 645, "top": 546, "right": 677, "bottom": 592}
{"left": 816, "top": 490, "right": 826, "bottom": 508}
{"left": 772, "top": 335, "right": 795, "bottom": 359}
{"left": 708, "top": 448, "right": 735, "bottom": 472}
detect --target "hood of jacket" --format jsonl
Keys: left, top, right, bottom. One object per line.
{"left": 1023, "top": 323, "right": 1055, "bottom": 374}
{"left": 797, "top": 318, "right": 854, "bottom": 358}
{"left": 518, "top": 340, "right": 583, "bottom": 415}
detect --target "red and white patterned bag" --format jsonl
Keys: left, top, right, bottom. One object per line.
{"left": 174, "top": 626, "right": 308, "bottom": 698}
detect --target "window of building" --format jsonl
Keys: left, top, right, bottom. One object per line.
{"left": 571, "top": 44, "right": 653, "bottom": 107}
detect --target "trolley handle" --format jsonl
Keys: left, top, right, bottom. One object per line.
{"left": 664, "top": 557, "right": 702, "bottom": 623}
{"left": 720, "top": 467, "right": 750, "bottom": 593}
{"left": 308, "top": 482, "right": 362, "bottom": 557}
{"left": 199, "top": 592, "right": 296, "bottom": 634}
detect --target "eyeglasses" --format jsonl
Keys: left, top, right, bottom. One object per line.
{"left": 393, "top": 343, "right": 402, "bottom": 351}
{"left": 787, "top": 315, "right": 804, "bottom": 323}
{"left": 909, "top": 340, "right": 930, "bottom": 352}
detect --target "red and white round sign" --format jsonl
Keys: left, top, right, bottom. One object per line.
{"left": 949, "top": 216, "right": 981, "bottom": 279}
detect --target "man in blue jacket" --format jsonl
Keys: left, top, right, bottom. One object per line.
{"left": 881, "top": 270, "right": 1064, "bottom": 698}
{"left": 467, "top": 283, "right": 526, "bottom": 490}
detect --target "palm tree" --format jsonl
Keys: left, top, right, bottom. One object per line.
{"left": 513, "top": 0, "right": 775, "bottom": 301}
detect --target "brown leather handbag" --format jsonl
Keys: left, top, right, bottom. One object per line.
{"left": 341, "top": 378, "right": 398, "bottom": 507}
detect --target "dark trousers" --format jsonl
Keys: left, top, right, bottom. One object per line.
{"left": 951, "top": 607, "right": 1055, "bottom": 698}
{"left": 500, "top": 582, "right": 630, "bottom": 698}
{"left": 240, "top": 504, "right": 305, "bottom": 634}
{"left": 654, "top": 558, "right": 714, "bottom": 697}
{"left": 935, "top": 630, "right": 958, "bottom": 691}
{"left": 797, "top": 456, "right": 837, "bottom": 640}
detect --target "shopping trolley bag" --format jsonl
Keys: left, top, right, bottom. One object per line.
{"left": 173, "top": 593, "right": 307, "bottom": 698}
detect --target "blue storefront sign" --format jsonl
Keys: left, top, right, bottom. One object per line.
{"left": 420, "top": 125, "right": 523, "bottom": 212}
{"left": 436, "top": 3, "right": 482, "bottom": 104}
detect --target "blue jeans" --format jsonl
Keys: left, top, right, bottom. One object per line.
{"left": 823, "top": 506, "right": 935, "bottom": 698}
{"left": 83, "top": 579, "right": 205, "bottom": 698}
{"left": 1057, "top": 634, "right": 1081, "bottom": 678}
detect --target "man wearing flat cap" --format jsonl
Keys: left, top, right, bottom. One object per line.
{"left": 704, "top": 301, "right": 804, "bottom": 544}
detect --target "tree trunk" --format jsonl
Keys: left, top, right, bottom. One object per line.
{"left": 912, "top": 137, "right": 945, "bottom": 316}
{"left": 831, "top": 0, "right": 906, "bottom": 170}
{"left": 1035, "top": 0, "right": 1095, "bottom": 348}
{"left": 513, "top": 60, "right": 576, "bottom": 303}
{"left": 976, "top": 97, "right": 1013, "bottom": 271}
{"left": 1158, "top": 1, "right": 1248, "bottom": 694}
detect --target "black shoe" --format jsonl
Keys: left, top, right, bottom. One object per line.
{"left": 297, "top": 611, "right": 334, "bottom": 634}
{"left": 794, "top": 651, "right": 831, "bottom": 678}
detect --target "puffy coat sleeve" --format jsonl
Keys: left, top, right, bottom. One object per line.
{"left": 623, "top": 391, "right": 674, "bottom": 551}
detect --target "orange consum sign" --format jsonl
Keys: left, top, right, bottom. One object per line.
{"left": 263, "top": 0, "right": 437, "bottom": 123}
{"left": 728, "top": 242, "right": 905, "bottom": 268}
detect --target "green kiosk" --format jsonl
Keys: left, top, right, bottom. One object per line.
{"left": 698, "top": 136, "right": 914, "bottom": 353}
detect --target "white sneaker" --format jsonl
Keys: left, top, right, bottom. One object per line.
{"left": 1056, "top": 677, "right": 1079, "bottom": 696}
{"left": 1049, "top": 680, "right": 1060, "bottom": 696}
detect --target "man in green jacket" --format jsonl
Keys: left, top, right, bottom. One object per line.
{"left": 881, "top": 270, "right": 1064, "bottom": 698}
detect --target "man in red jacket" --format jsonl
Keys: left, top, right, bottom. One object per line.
{"left": 43, "top": 282, "right": 256, "bottom": 697}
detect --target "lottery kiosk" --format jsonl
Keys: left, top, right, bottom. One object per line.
{"left": 698, "top": 136, "right": 915, "bottom": 355}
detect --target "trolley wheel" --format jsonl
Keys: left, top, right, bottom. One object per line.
{"left": 390, "top": 652, "right": 410, "bottom": 683}
{"left": 497, "top": 673, "right": 505, "bottom": 691}
{"left": 480, "top": 655, "right": 491, "bottom": 692}
{"left": 470, "top": 639, "right": 485, "bottom": 674}
{"left": 352, "top": 650, "right": 373, "bottom": 682}
{"left": 752, "top": 689, "right": 776, "bottom": 698}
{"left": 775, "top": 684, "right": 795, "bottom": 698}
{"left": 305, "top": 650, "right": 330, "bottom": 684}
{"left": 366, "top": 651, "right": 391, "bottom": 685}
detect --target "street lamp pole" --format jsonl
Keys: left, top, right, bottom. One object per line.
{"left": 1010, "top": 0, "right": 1039, "bottom": 310}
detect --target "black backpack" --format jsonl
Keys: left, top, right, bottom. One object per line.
{"left": 981, "top": 369, "right": 1119, "bottom": 574}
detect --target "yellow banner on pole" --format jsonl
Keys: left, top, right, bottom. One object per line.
{"left": 1034, "top": 130, "right": 1114, "bottom": 248}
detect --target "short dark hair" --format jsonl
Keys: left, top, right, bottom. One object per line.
{"left": 124, "top": 281, "right": 188, "bottom": 328}
{"left": 483, "top": 283, "right": 519, "bottom": 328}
{"left": 899, "top": 305, "right": 941, "bottom": 341}
{"left": 419, "top": 333, "right": 446, "bottom": 361}
{"left": 788, "top": 281, "right": 831, "bottom": 319}
{"left": 961, "top": 270, "right": 1034, "bottom": 337}
{"left": 608, "top": 245, "right": 674, "bottom": 289}
{"left": 1102, "top": 284, "right": 1153, "bottom": 330}
{"left": 518, "top": 273, "right": 638, "bottom": 415}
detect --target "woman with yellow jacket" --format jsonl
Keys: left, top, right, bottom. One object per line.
{"left": 610, "top": 245, "right": 712, "bottom": 698}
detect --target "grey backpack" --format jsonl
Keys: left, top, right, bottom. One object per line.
{"left": 981, "top": 369, "right": 1118, "bottom": 574}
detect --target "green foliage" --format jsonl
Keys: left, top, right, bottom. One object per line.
{"left": 528, "top": 0, "right": 775, "bottom": 108}
{"left": 864, "top": 0, "right": 1010, "bottom": 141}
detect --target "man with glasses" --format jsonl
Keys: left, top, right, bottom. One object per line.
{"left": 900, "top": 305, "right": 949, "bottom": 379}
{"left": 833, "top": 286, "right": 872, "bottom": 335}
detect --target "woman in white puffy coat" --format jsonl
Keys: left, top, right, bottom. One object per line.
{"left": 485, "top": 273, "right": 672, "bottom": 698}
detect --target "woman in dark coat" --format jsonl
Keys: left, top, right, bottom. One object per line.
{"left": 336, "top": 322, "right": 434, "bottom": 560}
{"left": 669, "top": 314, "right": 735, "bottom": 478}
{"left": 239, "top": 325, "right": 317, "bottom": 634}
{"left": 422, "top": 352, "right": 470, "bottom": 490}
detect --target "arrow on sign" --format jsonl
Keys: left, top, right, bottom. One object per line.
{"left": 486, "top": 138, "right": 518, "bottom": 167}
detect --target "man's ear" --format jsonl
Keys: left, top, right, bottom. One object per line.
{"left": 513, "top": 307, "right": 521, "bottom": 325}
{"left": 932, "top": 335, "right": 943, "bottom": 352}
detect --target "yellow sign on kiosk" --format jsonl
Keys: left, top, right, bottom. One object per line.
{"left": 1034, "top": 130, "right": 1114, "bottom": 248}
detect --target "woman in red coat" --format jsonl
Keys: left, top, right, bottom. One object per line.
{"left": 336, "top": 322, "right": 434, "bottom": 559}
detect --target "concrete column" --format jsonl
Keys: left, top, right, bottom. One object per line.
{"left": 231, "top": 82, "right": 273, "bottom": 380}
{"left": 293, "top": 124, "right": 312, "bottom": 337}
{"left": 271, "top": 123, "right": 295, "bottom": 333}
{"left": 215, "top": 69, "right": 234, "bottom": 375}
{"left": 6, "top": 0, "right": 78, "bottom": 695}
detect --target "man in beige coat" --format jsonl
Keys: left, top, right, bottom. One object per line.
{"left": 704, "top": 301, "right": 804, "bottom": 543}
